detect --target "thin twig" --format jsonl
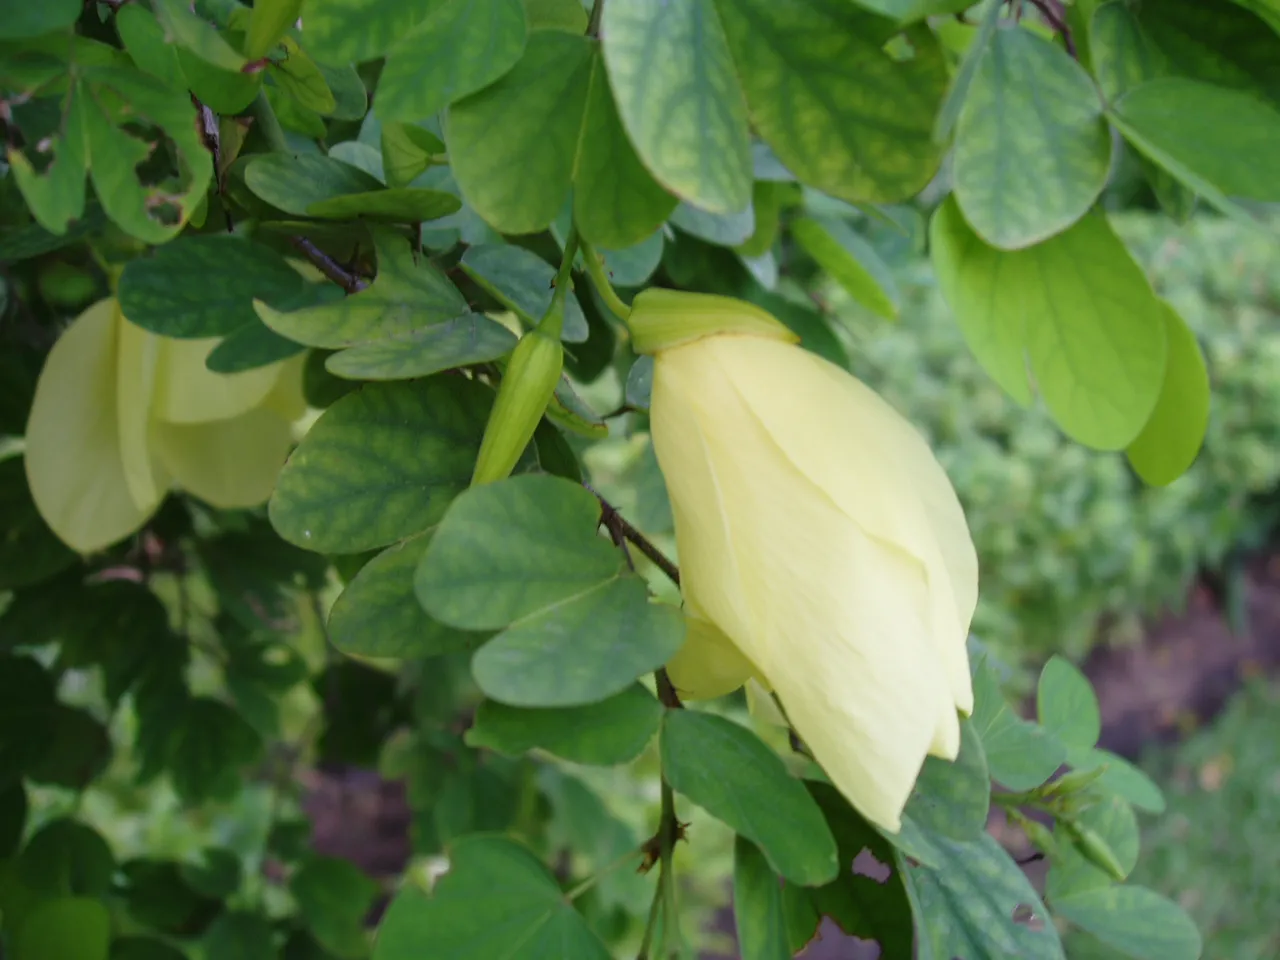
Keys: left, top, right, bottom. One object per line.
{"left": 1025, "top": 0, "right": 1075, "bottom": 56}
{"left": 589, "top": 487, "right": 681, "bottom": 587}
{"left": 288, "top": 236, "right": 368, "bottom": 293}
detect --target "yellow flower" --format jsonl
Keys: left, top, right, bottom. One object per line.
{"left": 25, "top": 297, "right": 307, "bottom": 554}
{"left": 633, "top": 289, "right": 978, "bottom": 833}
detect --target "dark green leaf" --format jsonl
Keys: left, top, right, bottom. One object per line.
{"left": 899, "top": 718, "right": 990, "bottom": 843}
{"left": 733, "top": 837, "right": 795, "bottom": 960}
{"left": 205, "top": 321, "right": 307, "bottom": 373}
{"left": 0, "top": 0, "right": 79, "bottom": 39}
{"left": 302, "top": 0, "right": 436, "bottom": 63}
{"left": 119, "top": 859, "right": 217, "bottom": 936}
{"left": 314, "top": 661, "right": 409, "bottom": 767}
{"left": 601, "top": 0, "right": 752, "bottom": 214}
{"left": 153, "top": 0, "right": 244, "bottom": 70}
{"left": 244, "top": 153, "right": 383, "bottom": 216}
{"left": 459, "top": 244, "right": 588, "bottom": 342}
{"left": 953, "top": 25, "right": 1110, "bottom": 249}
{"left": 373, "top": 836, "right": 610, "bottom": 960}
{"left": 25, "top": 705, "right": 111, "bottom": 790}
{"left": 522, "top": 0, "right": 588, "bottom": 31}
{"left": 1053, "top": 886, "right": 1202, "bottom": 960}
{"left": 307, "top": 187, "right": 462, "bottom": 222}
{"left": 902, "top": 833, "right": 1064, "bottom": 960}
{"left": 1047, "top": 795, "right": 1140, "bottom": 899}
{"left": 204, "top": 912, "right": 277, "bottom": 960}
{"left": 325, "top": 314, "right": 517, "bottom": 381}
{"left": 717, "top": 0, "right": 948, "bottom": 203}
{"left": 329, "top": 533, "right": 480, "bottom": 658}
{"left": 0, "top": 781, "right": 26, "bottom": 858}
{"left": 180, "top": 847, "right": 242, "bottom": 899}
{"left": 1037, "top": 655, "right": 1101, "bottom": 751}
{"left": 271, "top": 377, "right": 490, "bottom": 553}
{"left": 380, "top": 123, "right": 446, "bottom": 188}
{"left": 118, "top": 235, "right": 313, "bottom": 339}
{"left": 291, "top": 856, "right": 378, "bottom": 959}
{"left": 8, "top": 82, "right": 88, "bottom": 236}
{"left": 791, "top": 217, "right": 899, "bottom": 319}
{"left": 378, "top": 0, "right": 528, "bottom": 123}
{"left": 447, "top": 31, "right": 594, "bottom": 233}
{"left": 12, "top": 897, "right": 111, "bottom": 960}
{"left": 116, "top": 5, "right": 186, "bottom": 89}
{"left": 19, "top": 819, "right": 115, "bottom": 897}
{"left": 0, "top": 655, "right": 57, "bottom": 785}
{"left": 971, "top": 657, "right": 1066, "bottom": 792}
{"left": 246, "top": 0, "right": 304, "bottom": 59}
{"left": 316, "top": 62, "right": 368, "bottom": 120}
{"left": 661, "top": 710, "right": 838, "bottom": 886}
{"left": 177, "top": 49, "right": 262, "bottom": 114}
{"left": 169, "top": 698, "right": 264, "bottom": 805}
{"left": 110, "top": 936, "right": 189, "bottom": 960}
{"left": 669, "top": 201, "right": 756, "bottom": 247}
{"left": 467, "top": 683, "right": 661, "bottom": 765}
{"left": 271, "top": 37, "right": 336, "bottom": 114}
{"left": 0, "top": 456, "right": 77, "bottom": 590}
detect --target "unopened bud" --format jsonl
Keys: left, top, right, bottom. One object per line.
{"left": 471, "top": 329, "right": 562, "bottom": 485}
{"left": 1064, "top": 822, "right": 1128, "bottom": 881}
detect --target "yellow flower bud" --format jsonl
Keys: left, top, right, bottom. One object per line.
{"left": 25, "top": 297, "right": 308, "bottom": 553}
{"left": 634, "top": 290, "right": 978, "bottom": 833}
{"left": 471, "top": 328, "right": 563, "bottom": 486}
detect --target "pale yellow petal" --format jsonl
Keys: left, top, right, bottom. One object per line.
{"left": 114, "top": 308, "right": 170, "bottom": 509}
{"left": 154, "top": 408, "right": 293, "bottom": 508}
{"left": 666, "top": 604, "right": 758, "bottom": 700}
{"left": 150, "top": 335, "right": 280, "bottom": 424}
{"left": 702, "top": 336, "right": 977, "bottom": 715}
{"left": 260, "top": 352, "right": 309, "bottom": 422}
{"left": 745, "top": 680, "right": 788, "bottom": 728}
{"left": 25, "top": 299, "right": 159, "bottom": 552}
{"left": 651, "top": 341, "right": 951, "bottom": 832}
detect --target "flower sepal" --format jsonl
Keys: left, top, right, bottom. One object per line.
{"left": 627, "top": 289, "right": 799, "bottom": 355}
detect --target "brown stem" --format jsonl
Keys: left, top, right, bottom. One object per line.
{"left": 590, "top": 487, "right": 681, "bottom": 587}
{"left": 288, "top": 236, "right": 368, "bottom": 293}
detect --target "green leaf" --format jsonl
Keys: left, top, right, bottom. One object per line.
{"left": 308, "top": 188, "right": 462, "bottom": 222}
{"left": 791, "top": 217, "right": 899, "bottom": 320}
{"left": 177, "top": 49, "right": 263, "bottom": 113}
{"left": 271, "top": 38, "right": 337, "bottom": 115}
{"left": 733, "top": 837, "right": 795, "bottom": 960}
{"left": 291, "top": 856, "right": 379, "bottom": 959}
{"left": 0, "top": 655, "right": 57, "bottom": 785}
{"left": 255, "top": 228, "right": 470, "bottom": 348}
{"left": 372, "top": 836, "right": 610, "bottom": 960}
{"left": 1125, "top": 302, "right": 1209, "bottom": 485}
{"left": 0, "top": 0, "right": 79, "bottom": 40}
{"left": 574, "top": 54, "right": 679, "bottom": 249}
{"left": 7, "top": 82, "right": 88, "bottom": 237}
{"left": 459, "top": 244, "right": 588, "bottom": 342}
{"left": 899, "top": 718, "right": 990, "bottom": 843}
{"left": 204, "top": 911, "right": 277, "bottom": 960}
{"left": 180, "top": 847, "right": 242, "bottom": 898}
{"left": 933, "top": 0, "right": 1002, "bottom": 142}
{"left": 522, "top": 0, "right": 588, "bottom": 31}
{"left": 1108, "top": 77, "right": 1280, "bottom": 215}
{"left": 1067, "top": 746, "right": 1167, "bottom": 814}
{"left": 118, "top": 859, "right": 217, "bottom": 935}
{"left": 25, "top": 705, "right": 111, "bottom": 791}
{"left": 244, "top": 152, "right": 383, "bottom": 215}
{"left": 447, "top": 31, "right": 593, "bottom": 234}
{"left": 270, "top": 377, "right": 491, "bottom": 553}
{"left": 598, "top": 231, "right": 665, "bottom": 288}
{"left": 245, "top": 0, "right": 303, "bottom": 59}
{"left": 152, "top": 0, "right": 245, "bottom": 70}
{"left": 717, "top": 0, "right": 948, "bottom": 204}
{"left": 329, "top": 533, "right": 479, "bottom": 658}
{"left": 378, "top": 0, "right": 528, "bottom": 124}
{"left": 19, "top": 819, "right": 116, "bottom": 897}
{"left": 1037, "top": 656, "right": 1101, "bottom": 751}
{"left": 381, "top": 123, "right": 446, "bottom": 188}
{"left": 953, "top": 25, "right": 1110, "bottom": 249}
{"left": 971, "top": 658, "right": 1066, "bottom": 792}
{"left": 109, "top": 937, "right": 188, "bottom": 960}
{"left": 601, "top": 0, "right": 752, "bottom": 214}
{"left": 1047, "top": 795, "right": 1140, "bottom": 898}
{"left": 168, "top": 698, "right": 263, "bottom": 805}
{"left": 12, "top": 898, "right": 110, "bottom": 960}
{"left": 661, "top": 710, "right": 838, "bottom": 886}
{"left": 902, "top": 833, "right": 1064, "bottom": 960}
{"left": 804, "top": 783, "right": 913, "bottom": 953}
{"left": 1090, "top": 1, "right": 1167, "bottom": 101}
{"left": 0, "top": 456, "right": 77, "bottom": 590}
{"left": 930, "top": 197, "right": 1167, "bottom": 449}
{"left": 119, "top": 235, "right": 313, "bottom": 338}
{"left": 317, "top": 62, "right": 369, "bottom": 120}
{"left": 302, "top": 0, "right": 438, "bottom": 64}
{"left": 669, "top": 201, "right": 756, "bottom": 247}
{"left": 1052, "top": 886, "right": 1202, "bottom": 960}
{"left": 0, "top": 782, "right": 26, "bottom": 858}
{"left": 466, "top": 683, "right": 662, "bottom": 765}
{"left": 205, "top": 320, "right": 308, "bottom": 373}
{"left": 325, "top": 314, "right": 518, "bottom": 381}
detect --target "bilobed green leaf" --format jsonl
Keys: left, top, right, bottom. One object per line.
{"left": 329, "top": 533, "right": 479, "bottom": 658}
{"left": 971, "top": 658, "right": 1066, "bottom": 792}
{"left": 930, "top": 197, "right": 1167, "bottom": 450}
{"left": 271, "top": 377, "right": 491, "bottom": 553}
{"left": 447, "top": 31, "right": 593, "bottom": 234}
{"left": 734, "top": 837, "right": 795, "bottom": 960}
{"left": 7, "top": 81, "right": 88, "bottom": 237}
{"left": 307, "top": 187, "right": 462, "bottom": 222}
{"left": 954, "top": 25, "right": 1110, "bottom": 249}
{"left": 0, "top": 0, "right": 79, "bottom": 39}
{"left": 661, "top": 710, "right": 838, "bottom": 886}
{"left": 601, "top": 0, "right": 752, "bottom": 215}
{"left": 1051, "top": 886, "right": 1202, "bottom": 960}
{"left": 899, "top": 718, "right": 990, "bottom": 842}
{"left": 245, "top": 0, "right": 303, "bottom": 59}
{"left": 326, "top": 314, "right": 517, "bottom": 381}
{"left": 204, "top": 912, "right": 276, "bottom": 960}
{"left": 119, "top": 234, "right": 312, "bottom": 338}
{"left": 1047, "top": 795, "right": 1140, "bottom": 899}
{"left": 1037, "top": 656, "right": 1101, "bottom": 751}
{"left": 302, "top": 0, "right": 438, "bottom": 64}
{"left": 717, "top": 0, "right": 948, "bottom": 204}
{"left": 1126, "top": 302, "right": 1209, "bottom": 485}
{"left": 669, "top": 202, "right": 756, "bottom": 247}
{"left": 467, "top": 683, "right": 662, "bottom": 765}
{"left": 0, "top": 456, "right": 76, "bottom": 590}
{"left": 372, "top": 836, "right": 610, "bottom": 960}
{"left": 460, "top": 244, "right": 588, "bottom": 342}
{"left": 244, "top": 152, "right": 382, "bottom": 215}
{"left": 205, "top": 320, "right": 308, "bottom": 373}
{"left": 378, "top": 0, "right": 527, "bottom": 123}
{"left": 291, "top": 856, "right": 379, "bottom": 959}
{"left": 152, "top": 0, "right": 245, "bottom": 70}
{"left": 1108, "top": 77, "right": 1280, "bottom": 214}
{"left": 575, "top": 54, "right": 678, "bottom": 249}
{"left": 791, "top": 217, "right": 899, "bottom": 320}
{"left": 12, "top": 898, "right": 110, "bottom": 960}
{"left": 902, "top": 833, "right": 1064, "bottom": 960}
{"left": 381, "top": 123, "right": 446, "bottom": 188}
{"left": 255, "top": 228, "right": 470, "bottom": 348}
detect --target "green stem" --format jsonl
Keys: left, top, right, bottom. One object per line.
{"left": 539, "top": 227, "right": 581, "bottom": 341}
{"left": 588, "top": 0, "right": 605, "bottom": 35}
{"left": 566, "top": 847, "right": 646, "bottom": 901}
{"left": 636, "top": 879, "right": 664, "bottom": 960}
{"left": 656, "top": 778, "right": 681, "bottom": 956}
{"left": 250, "top": 89, "right": 289, "bottom": 153}
{"left": 581, "top": 239, "right": 633, "bottom": 320}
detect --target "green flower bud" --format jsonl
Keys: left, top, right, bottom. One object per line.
{"left": 472, "top": 329, "right": 563, "bottom": 486}
{"left": 1064, "top": 822, "right": 1128, "bottom": 882}
{"left": 1021, "top": 817, "right": 1059, "bottom": 857}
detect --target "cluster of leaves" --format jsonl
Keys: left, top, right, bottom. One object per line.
{"left": 3, "top": 0, "right": 1277, "bottom": 957}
